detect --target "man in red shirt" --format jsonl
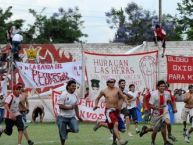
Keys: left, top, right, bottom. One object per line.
{"left": 153, "top": 24, "right": 166, "bottom": 58}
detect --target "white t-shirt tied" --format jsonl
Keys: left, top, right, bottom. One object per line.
{"left": 12, "top": 34, "right": 23, "bottom": 42}
{"left": 57, "top": 92, "right": 78, "bottom": 118}
{"left": 149, "top": 90, "right": 171, "bottom": 115}
{"left": 4, "top": 93, "right": 21, "bottom": 118}
{"left": 127, "top": 91, "right": 138, "bottom": 109}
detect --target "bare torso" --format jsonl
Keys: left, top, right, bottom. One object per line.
{"left": 184, "top": 92, "right": 193, "bottom": 108}
{"left": 19, "top": 92, "right": 28, "bottom": 111}
{"left": 102, "top": 87, "right": 120, "bottom": 109}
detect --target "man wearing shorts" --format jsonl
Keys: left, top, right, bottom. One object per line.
{"left": 0, "top": 93, "right": 5, "bottom": 127}
{"left": 125, "top": 84, "right": 140, "bottom": 135}
{"left": 94, "top": 78, "right": 129, "bottom": 145}
{"left": 57, "top": 80, "right": 82, "bottom": 145}
{"left": 184, "top": 85, "right": 193, "bottom": 143}
{"left": 18, "top": 83, "right": 34, "bottom": 145}
{"left": 140, "top": 80, "right": 174, "bottom": 145}
{"left": 0, "top": 84, "right": 24, "bottom": 145}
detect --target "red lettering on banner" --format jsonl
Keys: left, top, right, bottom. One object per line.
{"left": 32, "top": 69, "right": 69, "bottom": 86}
{"left": 98, "top": 114, "right": 104, "bottom": 120}
{"left": 80, "top": 110, "right": 85, "bottom": 118}
{"left": 188, "top": 75, "right": 193, "bottom": 80}
{"left": 168, "top": 56, "right": 189, "bottom": 62}
{"left": 167, "top": 55, "right": 193, "bottom": 83}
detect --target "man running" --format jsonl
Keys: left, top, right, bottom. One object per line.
{"left": 139, "top": 80, "right": 174, "bottom": 145}
{"left": 183, "top": 85, "right": 193, "bottom": 143}
{"left": 0, "top": 84, "right": 24, "bottom": 145}
{"left": 18, "top": 83, "right": 34, "bottom": 145}
{"left": 93, "top": 77, "right": 128, "bottom": 145}
{"left": 57, "top": 80, "right": 82, "bottom": 145}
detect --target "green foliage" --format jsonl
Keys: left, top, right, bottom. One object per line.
{"left": 0, "top": 123, "right": 190, "bottom": 145}
{"left": 24, "top": 7, "right": 87, "bottom": 43}
{"left": 0, "top": 6, "right": 24, "bottom": 44}
{"left": 0, "top": 6, "right": 86, "bottom": 44}
{"left": 106, "top": 2, "right": 182, "bottom": 44}
{"left": 177, "top": 0, "right": 193, "bottom": 40}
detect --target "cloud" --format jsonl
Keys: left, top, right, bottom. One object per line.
{"left": 0, "top": 0, "right": 181, "bottom": 43}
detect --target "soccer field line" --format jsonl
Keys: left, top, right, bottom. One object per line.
{"left": 34, "top": 140, "right": 59, "bottom": 144}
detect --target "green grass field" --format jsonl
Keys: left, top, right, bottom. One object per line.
{"left": 0, "top": 123, "right": 192, "bottom": 145}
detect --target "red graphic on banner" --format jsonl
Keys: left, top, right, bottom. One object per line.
{"left": 167, "top": 55, "right": 193, "bottom": 83}
{"left": 52, "top": 91, "right": 61, "bottom": 118}
{"left": 139, "top": 56, "right": 157, "bottom": 89}
{"left": 1, "top": 44, "right": 73, "bottom": 93}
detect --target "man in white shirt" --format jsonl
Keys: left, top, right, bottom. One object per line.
{"left": 0, "top": 84, "right": 24, "bottom": 145}
{"left": 12, "top": 31, "right": 23, "bottom": 61}
{"left": 148, "top": 80, "right": 173, "bottom": 145}
{"left": 124, "top": 84, "right": 139, "bottom": 136}
{"left": 57, "top": 80, "right": 82, "bottom": 145}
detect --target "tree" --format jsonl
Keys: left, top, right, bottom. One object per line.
{"left": 106, "top": 2, "right": 182, "bottom": 44}
{"left": 0, "top": 6, "right": 24, "bottom": 44}
{"left": 24, "top": 7, "right": 87, "bottom": 43}
{"left": 177, "top": 0, "right": 193, "bottom": 40}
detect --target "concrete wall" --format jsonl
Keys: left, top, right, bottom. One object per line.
{"left": 1, "top": 41, "right": 193, "bottom": 122}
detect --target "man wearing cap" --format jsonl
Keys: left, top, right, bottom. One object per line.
{"left": 18, "top": 83, "right": 34, "bottom": 145}
{"left": 94, "top": 78, "right": 129, "bottom": 145}
{"left": 183, "top": 84, "right": 193, "bottom": 143}
{"left": 0, "top": 84, "right": 24, "bottom": 145}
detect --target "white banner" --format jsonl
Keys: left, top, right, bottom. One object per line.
{"left": 16, "top": 61, "right": 82, "bottom": 88}
{"left": 52, "top": 90, "right": 105, "bottom": 122}
{"left": 85, "top": 51, "right": 158, "bottom": 100}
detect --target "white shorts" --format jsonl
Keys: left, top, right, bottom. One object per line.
{"left": 181, "top": 107, "right": 193, "bottom": 122}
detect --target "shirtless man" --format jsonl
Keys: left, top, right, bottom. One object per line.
{"left": 93, "top": 78, "right": 128, "bottom": 145}
{"left": 18, "top": 83, "right": 34, "bottom": 145}
{"left": 184, "top": 85, "right": 193, "bottom": 143}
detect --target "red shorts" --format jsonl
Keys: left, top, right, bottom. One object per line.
{"left": 105, "top": 108, "right": 119, "bottom": 129}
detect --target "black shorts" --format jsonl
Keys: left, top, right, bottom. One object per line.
{"left": 121, "top": 107, "right": 138, "bottom": 123}
{"left": 4, "top": 115, "right": 24, "bottom": 136}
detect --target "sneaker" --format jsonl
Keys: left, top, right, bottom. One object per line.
{"left": 28, "top": 140, "right": 34, "bottom": 145}
{"left": 139, "top": 126, "right": 147, "bottom": 137}
{"left": 168, "top": 135, "right": 177, "bottom": 142}
{"left": 0, "top": 128, "right": 3, "bottom": 137}
{"left": 164, "top": 140, "right": 173, "bottom": 145}
{"left": 184, "top": 131, "right": 190, "bottom": 143}
{"left": 112, "top": 141, "right": 117, "bottom": 145}
{"left": 185, "top": 135, "right": 190, "bottom": 143}
{"left": 119, "top": 140, "right": 128, "bottom": 145}
{"left": 183, "top": 128, "right": 187, "bottom": 137}
{"left": 93, "top": 121, "right": 100, "bottom": 131}
{"left": 128, "top": 132, "right": 133, "bottom": 137}
{"left": 136, "top": 128, "right": 140, "bottom": 134}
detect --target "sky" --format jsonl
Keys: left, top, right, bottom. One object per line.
{"left": 0, "top": 0, "right": 182, "bottom": 43}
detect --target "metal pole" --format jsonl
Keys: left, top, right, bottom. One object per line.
{"left": 159, "top": 0, "right": 162, "bottom": 24}
{"left": 80, "top": 41, "right": 85, "bottom": 98}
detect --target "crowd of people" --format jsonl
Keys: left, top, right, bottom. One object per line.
{"left": 0, "top": 24, "right": 191, "bottom": 145}
{"left": 0, "top": 78, "right": 193, "bottom": 145}
{"left": 92, "top": 78, "right": 193, "bottom": 145}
